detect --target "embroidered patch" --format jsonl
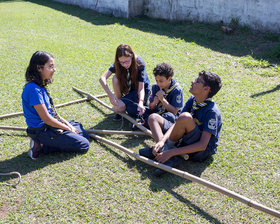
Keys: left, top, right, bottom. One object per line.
{"left": 176, "top": 95, "right": 182, "bottom": 104}
{"left": 208, "top": 119, "right": 216, "bottom": 130}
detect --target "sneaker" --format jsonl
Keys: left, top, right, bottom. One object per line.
{"left": 154, "top": 156, "right": 179, "bottom": 178}
{"left": 28, "top": 139, "right": 42, "bottom": 160}
{"left": 113, "top": 114, "right": 122, "bottom": 121}
{"left": 139, "top": 147, "right": 155, "bottom": 159}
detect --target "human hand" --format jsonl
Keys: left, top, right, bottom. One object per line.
{"left": 152, "top": 141, "right": 164, "bottom": 156}
{"left": 138, "top": 103, "right": 146, "bottom": 116}
{"left": 155, "top": 150, "right": 172, "bottom": 163}
{"left": 156, "top": 90, "right": 164, "bottom": 101}
{"left": 70, "top": 125, "right": 79, "bottom": 134}
{"left": 153, "top": 96, "right": 160, "bottom": 105}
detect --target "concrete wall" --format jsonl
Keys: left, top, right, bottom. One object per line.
{"left": 53, "top": 0, "right": 129, "bottom": 17}
{"left": 52, "top": 0, "right": 280, "bottom": 33}
{"left": 144, "top": 0, "right": 280, "bottom": 33}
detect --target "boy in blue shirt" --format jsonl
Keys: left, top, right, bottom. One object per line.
{"left": 141, "top": 63, "right": 183, "bottom": 142}
{"left": 140, "top": 71, "right": 222, "bottom": 177}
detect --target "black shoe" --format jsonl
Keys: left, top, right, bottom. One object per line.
{"left": 154, "top": 156, "right": 179, "bottom": 177}
{"left": 139, "top": 147, "right": 155, "bottom": 159}
{"left": 113, "top": 114, "right": 122, "bottom": 121}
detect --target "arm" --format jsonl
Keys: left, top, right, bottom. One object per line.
{"left": 155, "top": 131, "right": 211, "bottom": 163}
{"left": 156, "top": 90, "right": 179, "bottom": 115}
{"left": 99, "top": 70, "right": 118, "bottom": 106}
{"left": 149, "top": 96, "right": 159, "bottom": 110}
{"left": 152, "top": 123, "right": 176, "bottom": 154}
{"left": 34, "top": 104, "right": 74, "bottom": 132}
{"left": 137, "top": 81, "right": 146, "bottom": 115}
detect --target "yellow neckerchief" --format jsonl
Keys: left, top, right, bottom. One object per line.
{"left": 157, "top": 82, "right": 178, "bottom": 114}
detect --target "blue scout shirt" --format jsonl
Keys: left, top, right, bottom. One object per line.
{"left": 150, "top": 79, "right": 183, "bottom": 114}
{"left": 182, "top": 96, "right": 222, "bottom": 153}
{"left": 22, "top": 82, "right": 54, "bottom": 128}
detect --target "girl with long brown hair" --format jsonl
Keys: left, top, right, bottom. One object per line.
{"left": 100, "top": 44, "right": 151, "bottom": 120}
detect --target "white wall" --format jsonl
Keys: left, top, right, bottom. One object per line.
{"left": 53, "top": 0, "right": 129, "bottom": 17}
{"left": 52, "top": 0, "right": 280, "bottom": 33}
{"left": 144, "top": 0, "right": 280, "bottom": 33}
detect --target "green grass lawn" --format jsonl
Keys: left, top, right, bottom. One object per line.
{"left": 0, "top": 0, "right": 279, "bottom": 223}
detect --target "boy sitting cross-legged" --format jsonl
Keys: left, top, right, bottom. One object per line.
{"left": 139, "top": 71, "right": 222, "bottom": 177}
{"left": 140, "top": 63, "right": 183, "bottom": 142}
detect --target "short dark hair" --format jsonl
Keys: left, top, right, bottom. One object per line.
{"left": 25, "top": 51, "right": 53, "bottom": 87}
{"left": 199, "top": 71, "right": 222, "bottom": 98}
{"left": 153, "top": 63, "right": 174, "bottom": 79}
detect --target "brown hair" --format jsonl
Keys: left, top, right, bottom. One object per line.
{"left": 114, "top": 44, "right": 139, "bottom": 95}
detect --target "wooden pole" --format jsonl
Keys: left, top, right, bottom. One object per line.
{"left": 72, "top": 86, "right": 153, "bottom": 137}
{"left": 89, "top": 133, "right": 280, "bottom": 219}
{"left": 0, "top": 94, "right": 107, "bottom": 120}
{"left": 87, "top": 129, "right": 149, "bottom": 136}
{"left": 0, "top": 126, "right": 26, "bottom": 131}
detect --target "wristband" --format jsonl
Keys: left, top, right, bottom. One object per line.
{"left": 139, "top": 99, "right": 144, "bottom": 103}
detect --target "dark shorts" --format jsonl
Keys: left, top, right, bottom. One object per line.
{"left": 120, "top": 90, "right": 150, "bottom": 118}
{"left": 178, "top": 125, "right": 214, "bottom": 162}
{"left": 161, "top": 112, "right": 177, "bottom": 133}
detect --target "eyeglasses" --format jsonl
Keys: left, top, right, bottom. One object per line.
{"left": 118, "top": 58, "right": 132, "bottom": 66}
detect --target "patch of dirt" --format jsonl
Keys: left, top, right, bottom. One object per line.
{"left": 0, "top": 202, "right": 9, "bottom": 218}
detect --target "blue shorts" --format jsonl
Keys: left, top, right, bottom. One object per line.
{"left": 120, "top": 90, "right": 150, "bottom": 118}
{"left": 177, "top": 125, "right": 214, "bottom": 162}
{"left": 161, "top": 112, "right": 177, "bottom": 133}
{"left": 141, "top": 110, "right": 176, "bottom": 133}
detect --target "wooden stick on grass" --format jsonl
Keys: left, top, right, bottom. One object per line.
{"left": 72, "top": 86, "right": 153, "bottom": 137}
{"left": 0, "top": 93, "right": 107, "bottom": 120}
{"left": 89, "top": 133, "right": 280, "bottom": 219}
{"left": 86, "top": 129, "right": 149, "bottom": 136}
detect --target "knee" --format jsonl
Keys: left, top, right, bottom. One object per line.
{"left": 178, "top": 112, "right": 193, "bottom": 121}
{"left": 148, "top": 113, "right": 161, "bottom": 124}
{"left": 79, "top": 138, "right": 90, "bottom": 153}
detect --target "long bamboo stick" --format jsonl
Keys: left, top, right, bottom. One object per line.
{"left": 0, "top": 94, "right": 107, "bottom": 120}
{"left": 0, "top": 125, "right": 150, "bottom": 138}
{"left": 0, "top": 126, "right": 26, "bottom": 131}
{"left": 89, "top": 133, "right": 280, "bottom": 219}
{"left": 87, "top": 129, "right": 149, "bottom": 136}
{"left": 72, "top": 86, "right": 153, "bottom": 137}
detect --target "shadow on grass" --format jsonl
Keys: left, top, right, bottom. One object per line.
{"left": 89, "top": 114, "right": 219, "bottom": 222}
{"left": 97, "top": 139, "right": 220, "bottom": 223}
{"left": 7, "top": 0, "right": 275, "bottom": 65}
{"left": 0, "top": 151, "right": 78, "bottom": 183}
{"left": 251, "top": 84, "right": 280, "bottom": 98}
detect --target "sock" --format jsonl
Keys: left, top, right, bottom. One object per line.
{"left": 165, "top": 138, "right": 176, "bottom": 150}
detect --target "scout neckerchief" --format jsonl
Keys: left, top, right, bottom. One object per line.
{"left": 127, "top": 70, "right": 131, "bottom": 92}
{"left": 157, "top": 82, "right": 179, "bottom": 114}
{"left": 43, "top": 84, "right": 62, "bottom": 122}
{"left": 191, "top": 97, "right": 212, "bottom": 116}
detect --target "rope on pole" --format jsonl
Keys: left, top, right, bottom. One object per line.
{"left": 72, "top": 86, "right": 153, "bottom": 137}
{"left": 89, "top": 133, "right": 280, "bottom": 219}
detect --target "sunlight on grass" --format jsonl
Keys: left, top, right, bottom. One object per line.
{"left": 0, "top": 0, "right": 279, "bottom": 223}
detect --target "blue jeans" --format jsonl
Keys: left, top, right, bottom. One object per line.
{"left": 27, "top": 121, "right": 90, "bottom": 154}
